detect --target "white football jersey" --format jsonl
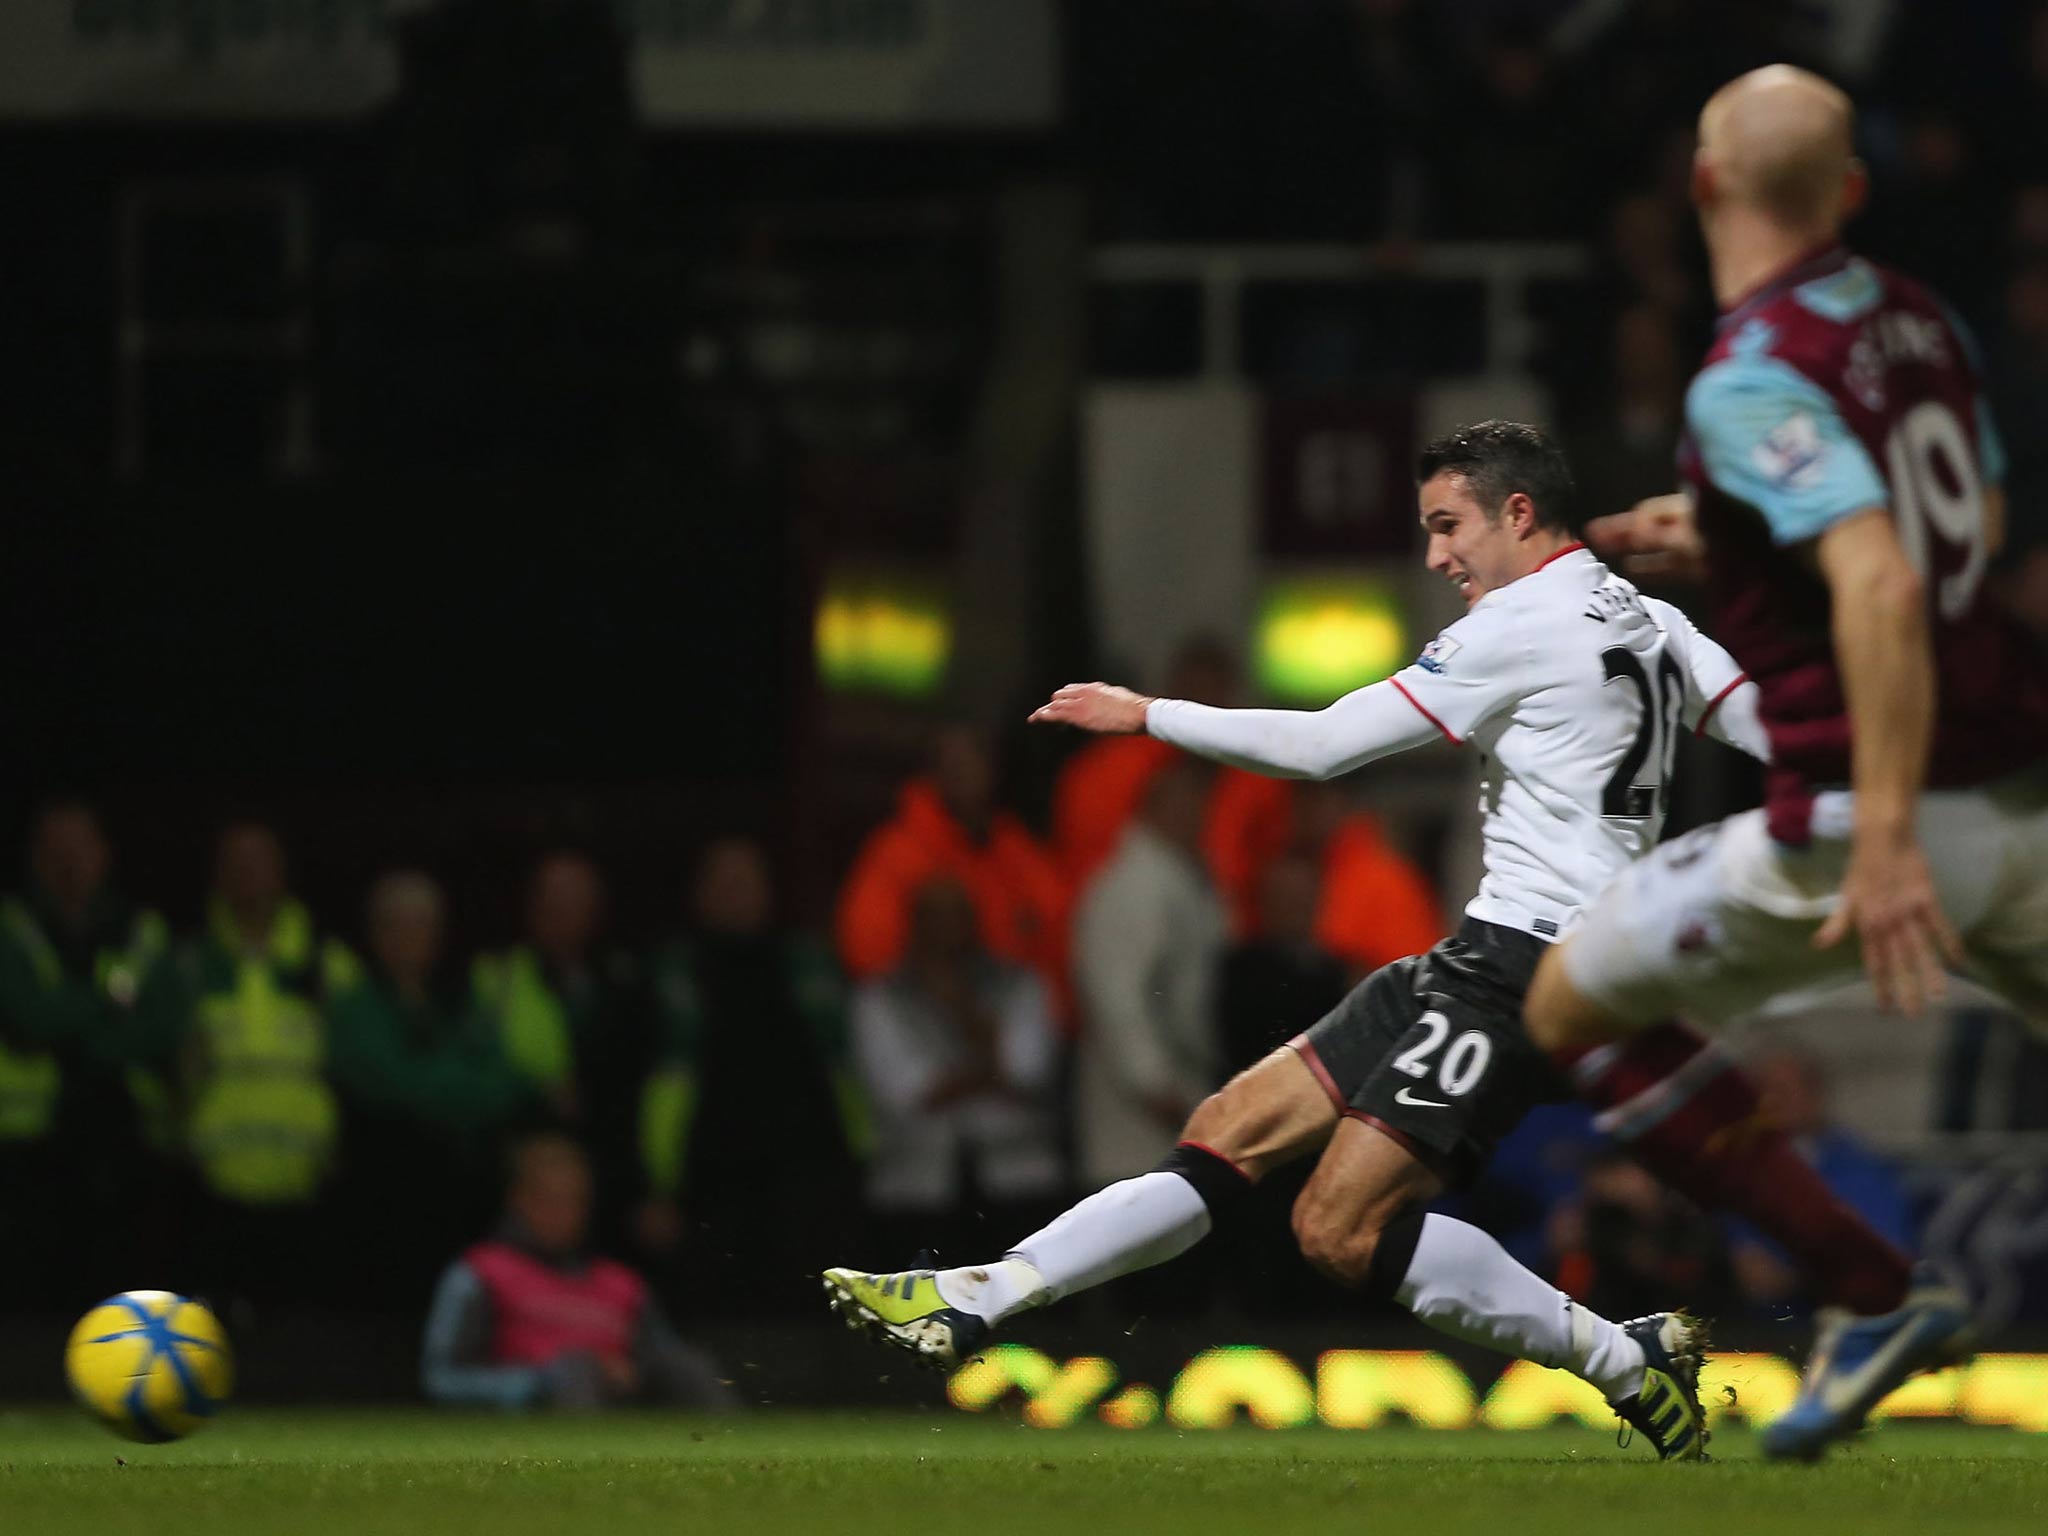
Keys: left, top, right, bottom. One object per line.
{"left": 1387, "top": 547, "right": 1760, "bottom": 940}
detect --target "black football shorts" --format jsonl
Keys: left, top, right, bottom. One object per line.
{"left": 1290, "top": 917, "right": 1564, "bottom": 1184}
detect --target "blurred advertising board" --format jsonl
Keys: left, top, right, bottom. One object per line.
{"left": 949, "top": 1344, "right": 2048, "bottom": 1434}
{"left": 0, "top": 1, "right": 1058, "bottom": 126}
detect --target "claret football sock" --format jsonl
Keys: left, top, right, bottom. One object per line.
{"left": 1565, "top": 1021, "right": 1912, "bottom": 1316}
{"left": 936, "top": 1145, "right": 1250, "bottom": 1326}
{"left": 1383, "top": 1212, "right": 1646, "bottom": 1403}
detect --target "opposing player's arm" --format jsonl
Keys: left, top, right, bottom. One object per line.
{"left": 1586, "top": 492, "right": 1709, "bottom": 585}
{"left": 1816, "top": 510, "right": 1937, "bottom": 851}
{"left": 1687, "top": 355, "right": 1890, "bottom": 547}
{"left": 1646, "top": 598, "right": 1767, "bottom": 762}
{"left": 1689, "top": 353, "right": 1961, "bottom": 1012}
{"left": 1033, "top": 613, "right": 1522, "bottom": 779}
{"left": 1813, "top": 509, "right": 1962, "bottom": 1010}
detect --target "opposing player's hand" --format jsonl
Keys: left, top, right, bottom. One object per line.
{"left": 1584, "top": 493, "right": 1708, "bottom": 585}
{"left": 1030, "top": 681, "right": 1154, "bottom": 734}
{"left": 1813, "top": 833, "right": 1963, "bottom": 1016}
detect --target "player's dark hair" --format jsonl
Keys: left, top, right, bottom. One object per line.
{"left": 1416, "top": 420, "right": 1579, "bottom": 535}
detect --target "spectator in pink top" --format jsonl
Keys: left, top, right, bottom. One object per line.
{"left": 420, "top": 1134, "right": 733, "bottom": 1411}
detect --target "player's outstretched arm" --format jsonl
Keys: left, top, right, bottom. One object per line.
{"left": 1030, "top": 681, "right": 1154, "bottom": 734}
{"left": 1032, "top": 679, "right": 1442, "bottom": 780}
{"left": 1810, "top": 508, "right": 1962, "bottom": 1014}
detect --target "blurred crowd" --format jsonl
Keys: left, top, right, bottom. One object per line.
{"left": 0, "top": 797, "right": 883, "bottom": 1324}
{"left": 0, "top": 632, "right": 1940, "bottom": 1347}
{"left": 0, "top": 640, "right": 1447, "bottom": 1324}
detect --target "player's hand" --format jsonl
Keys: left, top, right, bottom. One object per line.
{"left": 1584, "top": 493, "right": 1708, "bottom": 585}
{"left": 1813, "top": 832, "right": 1963, "bottom": 1016}
{"left": 1030, "top": 682, "right": 1153, "bottom": 734}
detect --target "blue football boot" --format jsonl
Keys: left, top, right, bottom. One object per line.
{"left": 1760, "top": 1265, "right": 1974, "bottom": 1462}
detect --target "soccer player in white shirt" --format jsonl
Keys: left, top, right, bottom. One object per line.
{"left": 823, "top": 421, "right": 1901, "bottom": 1459}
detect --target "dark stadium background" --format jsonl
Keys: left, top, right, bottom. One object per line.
{"left": 4, "top": 0, "right": 2048, "bottom": 1412}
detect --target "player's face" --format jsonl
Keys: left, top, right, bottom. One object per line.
{"left": 1418, "top": 471, "right": 1518, "bottom": 607}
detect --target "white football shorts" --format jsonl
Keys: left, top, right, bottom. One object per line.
{"left": 1561, "top": 765, "right": 2048, "bottom": 1030}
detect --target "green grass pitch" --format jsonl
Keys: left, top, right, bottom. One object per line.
{"left": 2, "top": 1408, "right": 2045, "bottom": 1536}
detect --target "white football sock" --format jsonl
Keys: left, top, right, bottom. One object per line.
{"left": 929, "top": 1257, "right": 1050, "bottom": 1326}
{"left": 933, "top": 1171, "right": 1213, "bottom": 1326}
{"left": 1395, "top": 1214, "right": 1646, "bottom": 1404}
{"left": 1568, "top": 1295, "right": 1651, "bottom": 1405}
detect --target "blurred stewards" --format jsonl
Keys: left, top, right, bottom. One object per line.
{"left": 1071, "top": 760, "right": 1228, "bottom": 1186}
{"left": 851, "top": 878, "right": 1061, "bottom": 1244}
{"left": 474, "top": 852, "right": 653, "bottom": 1235}
{"left": 329, "top": 871, "right": 527, "bottom": 1304}
{"left": 0, "top": 803, "right": 172, "bottom": 1303}
{"left": 164, "top": 821, "right": 355, "bottom": 1213}
{"left": 421, "top": 1135, "right": 734, "bottom": 1412}
{"left": 1051, "top": 639, "right": 1293, "bottom": 936}
{"left": 0, "top": 804, "right": 170, "bottom": 1144}
{"left": 639, "top": 838, "right": 866, "bottom": 1311}
{"left": 834, "top": 726, "right": 1069, "bottom": 1010}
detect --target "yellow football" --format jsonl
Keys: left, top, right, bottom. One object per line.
{"left": 65, "top": 1291, "right": 233, "bottom": 1442}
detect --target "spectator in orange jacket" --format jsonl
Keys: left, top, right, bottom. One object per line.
{"left": 1291, "top": 780, "right": 1446, "bottom": 980}
{"left": 835, "top": 726, "right": 1070, "bottom": 1017}
{"left": 1051, "top": 638, "right": 1292, "bottom": 936}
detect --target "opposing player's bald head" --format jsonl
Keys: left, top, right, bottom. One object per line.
{"left": 1697, "top": 66, "right": 1859, "bottom": 232}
